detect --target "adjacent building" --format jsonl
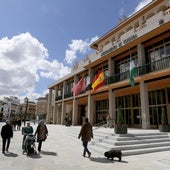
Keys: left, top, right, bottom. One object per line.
{"left": 20, "top": 98, "right": 36, "bottom": 121}
{"left": 36, "top": 95, "right": 48, "bottom": 121}
{"left": 1, "top": 96, "right": 20, "bottom": 119}
{"left": 47, "top": 0, "right": 170, "bottom": 129}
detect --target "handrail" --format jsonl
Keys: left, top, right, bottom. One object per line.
{"left": 93, "top": 121, "right": 107, "bottom": 130}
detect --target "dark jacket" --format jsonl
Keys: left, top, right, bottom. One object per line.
{"left": 23, "top": 126, "right": 33, "bottom": 135}
{"left": 35, "top": 124, "right": 48, "bottom": 142}
{"left": 78, "top": 122, "right": 93, "bottom": 142}
{"left": 1, "top": 124, "right": 13, "bottom": 139}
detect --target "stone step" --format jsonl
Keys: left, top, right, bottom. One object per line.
{"left": 66, "top": 126, "right": 170, "bottom": 156}
{"left": 98, "top": 135, "right": 170, "bottom": 144}
{"left": 113, "top": 134, "right": 169, "bottom": 141}
{"left": 93, "top": 134, "right": 169, "bottom": 143}
{"left": 113, "top": 138, "right": 170, "bottom": 146}
{"left": 89, "top": 145, "right": 170, "bottom": 157}
{"left": 93, "top": 140, "right": 170, "bottom": 151}
{"left": 122, "top": 146, "right": 170, "bottom": 156}
{"left": 67, "top": 126, "right": 169, "bottom": 140}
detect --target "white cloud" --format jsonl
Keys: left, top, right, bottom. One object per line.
{"left": 64, "top": 36, "right": 99, "bottom": 64}
{"left": 119, "top": 7, "right": 125, "bottom": 17}
{"left": 119, "top": 0, "right": 125, "bottom": 17}
{"left": 65, "top": 50, "right": 77, "bottom": 64}
{"left": 90, "top": 36, "right": 99, "bottom": 44}
{"left": 69, "top": 39, "right": 89, "bottom": 53}
{"left": 134, "top": 0, "right": 153, "bottom": 13}
{"left": 0, "top": 32, "right": 70, "bottom": 100}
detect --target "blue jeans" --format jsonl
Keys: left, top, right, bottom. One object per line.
{"left": 82, "top": 141, "right": 91, "bottom": 156}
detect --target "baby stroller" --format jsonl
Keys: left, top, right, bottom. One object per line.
{"left": 23, "top": 134, "right": 37, "bottom": 156}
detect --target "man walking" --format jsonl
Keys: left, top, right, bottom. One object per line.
{"left": 1, "top": 120, "right": 13, "bottom": 154}
{"left": 78, "top": 118, "right": 93, "bottom": 158}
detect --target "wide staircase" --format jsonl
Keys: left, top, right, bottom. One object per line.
{"left": 66, "top": 126, "right": 170, "bottom": 156}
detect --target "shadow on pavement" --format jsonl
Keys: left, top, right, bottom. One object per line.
{"left": 40, "top": 151, "right": 57, "bottom": 156}
{"left": 28, "top": 153, "right": 42, "bottom": 159}
{"left": 90, "top": 157, "right": 114, "bottom": 163}
{"left": 113, "top": 160, "right": 128, "bottom": 163}
{"left": 90, "top": 157, "right": 128, "bottom": 164}
{"left": 4, "top": 152, "right": 18, "bottom": 157}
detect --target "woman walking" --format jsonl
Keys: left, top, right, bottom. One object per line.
{"left": 34, "top": 120, "right": 48, "bottom": 152}
{"left": 78, "top": 118, "right": 93, "bottom": 158}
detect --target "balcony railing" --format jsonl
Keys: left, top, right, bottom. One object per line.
{"left": 137, "top": 56, "right": 170, "bottom": 76}
{"left": 64, "top": 92, "right": 73, "bottom": 99}
{"left": 107, "top": 56, "right": 170, "bottom": 85}
{"left": 55, "top": 92, "right": 73, "bottom": 101}
{"left": 56, "top": 56, "right": 170, "bottom": 101}
{"left": 55, "top": 96, "right": 62, "bottom": 101}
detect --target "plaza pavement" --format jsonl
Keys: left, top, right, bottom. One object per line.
{"left": 0, "top": 122, "right": 170, "bottom": 170}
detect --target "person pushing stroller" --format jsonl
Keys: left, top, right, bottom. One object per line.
{"left": 24, "top": 134, "right": 36, "bottom": 156}
{"left": 22, "top": 122, "right": 33, "bottom": 151}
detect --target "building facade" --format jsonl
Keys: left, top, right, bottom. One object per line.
{"left": 1, "top": 96, "right": 20, "bottom": 119}
{"left": 20, "top": 98, "right": 36, "bottom": 121}
{"left": 47, "top": 0, "right": 170, "bottom": 129}
{"left": 36, "top": 95, "right": 48, "bottom": 121}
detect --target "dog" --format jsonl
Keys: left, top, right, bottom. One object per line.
{"left": 104, "top": 149, "right": 122, "bottom": 161}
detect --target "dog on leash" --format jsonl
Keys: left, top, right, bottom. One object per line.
{"left": 104, "top": 149, "right": 122, "bottom": 161}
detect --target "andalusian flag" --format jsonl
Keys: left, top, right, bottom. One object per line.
{"left": 129, "top": 59, "right": 137, "bottom": 86}
{"left": 92, "top": 70, "right": 105, "bottom": 92}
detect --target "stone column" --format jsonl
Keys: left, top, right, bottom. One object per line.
{"left": 137, "top": 43, "right": 145, "bottom": 66}
{"left": 88, "top": 68, "right": 93, "bottom": 83}
{"left": 140, "top": 81, "right": 150, "bottom": 129}
{"left": 57, "top": 103, "right": 62, "bottom": 124}
{"left": 63, "top": 81, "right": 67, "bottom": 98}
{"left": 53, "top": 103, "right": 57, "bottom": 124}
{"left": 61, "top": 101, "right": 66, "bottom": 125}
{"left": 53, "top": 86, "right": 58, "bottom": 124}
{"left": 56, "top": 104, "right": 59, "bottom": 124}
{"left": 72, "top": 76, "right": 78, "bottom": 125}
{"left": 108, "top": 58, "right": 115, "bottom": 76}
{"left": 88, "top": 94, "right": 94, "bottom": 124}
{"left": 61, "top": 81, "right": 66, "bottom": 125}
{"left": 46, "top": 89, "right": 52, "bottom": 124}
{"left": 109, "top": 89, "right": 116, "bottom": 125}
{"left": 72, "top": 98, "right": 78, "bottom": 125}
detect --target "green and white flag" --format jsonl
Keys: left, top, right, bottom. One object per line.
{"left": 130, "top": 59, "right": 137, "bottom": 86}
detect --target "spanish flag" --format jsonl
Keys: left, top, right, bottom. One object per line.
{"left": 92, "top": 70, "right": 105, "bottom": 92}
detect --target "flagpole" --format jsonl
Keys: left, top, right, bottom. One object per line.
{"left": 129, "top": 47, "right": 132, "bottom": 61}
{"left": 129, "top": 47, "right": 137, "bottom": 86}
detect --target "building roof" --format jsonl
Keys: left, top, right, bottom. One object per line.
{"left": 90, "top": 0, "right": 157, "bottom": 50}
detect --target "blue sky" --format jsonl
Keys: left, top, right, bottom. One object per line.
{"left": 0, "top": 0, "right": 152, "bottom": 101}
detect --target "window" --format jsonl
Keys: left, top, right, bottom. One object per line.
{"left": 166, "top": 43, "right": 170, "bottom": 56}
{"left": 125, "top": 95, "right": 130, "bottom": 107}
{"left": 160, "top": 46, "right": 165, "bottom": 58}
{"left": 96, "top": 100, "right": 109, "bottom": 123}
{"left": 134, "top": 109, "right": 140, "bottom": 124}
{"left": 132, "top": 94, "right": 140, "bottom": 107}
{"left": 154, "top": 48, "right": 160, "bottom": 60}
{"left": 149, "top": 91, "right": 156, "bottom": 105}
{"left": 167, "top": 88, "right": 170, "bottom": 104}
{"left": 115, "top": 53, "right": 137, "bottom": 74}
{"left": 156, "top": 89, "right": 166, "bottom": 104}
